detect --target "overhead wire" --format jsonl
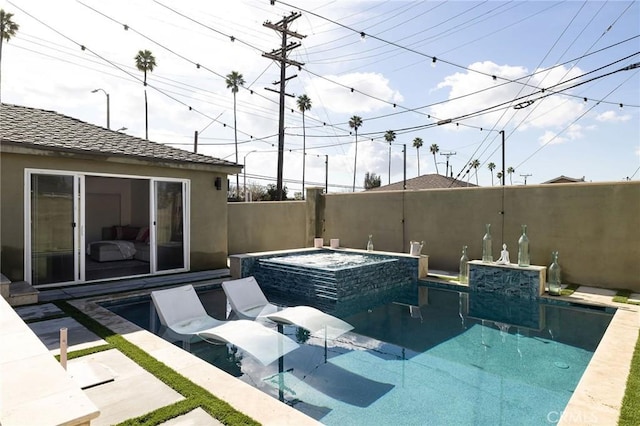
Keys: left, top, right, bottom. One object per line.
{"left": 455, "top": 0, "right": 592, "bottom": 181}
{"left": 482, "top": 0, "right": 640, "bottom": 177}
{"left": 514, "top": 70, "right": 638, "bottom": 170}
{"left": 8, "top": 1, "right": 637, "bottom": 186}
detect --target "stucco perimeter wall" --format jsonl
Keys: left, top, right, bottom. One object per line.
{"left": 228, "top": 201, "right": 307, "bottom": 254}
{"left": 229, "top": 182, "right": 640, "bottom": 291}
{"left": 0, "top": 151, "right": 229, "bottom": 281}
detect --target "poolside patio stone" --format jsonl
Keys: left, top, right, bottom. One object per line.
{"left": 27, "top": 316, "right": 106, "bottom": 355}
{"left": 74, "top": 349, "right": 185, "bottom": 426}
{"left": 159, "top": 407, "right": 223, "bottom": 426}
{"left": 14, "top": 303, "right": 64, "bottom": 321}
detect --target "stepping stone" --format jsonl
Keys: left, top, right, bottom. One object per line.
{"left": 67, "top": 359, "right": 115, "bottom": 389}
{"left": 15, "top": 303, "right": 64, "bottom": 322}
{"left": 28, "top": 317, "right": 107, "bottom": 354}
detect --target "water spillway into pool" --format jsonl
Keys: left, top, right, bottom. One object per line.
{"left": 240, "top": 249, "right": 420, "bottom": 314}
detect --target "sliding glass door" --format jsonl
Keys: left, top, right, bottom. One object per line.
{"left": 29, "top": 173, "right": 80, "bottom": 285}
{"left": 27, "top": 171, "right": 189, "bottom": 286}
{"left": 154, "top": 180, "right": 187, "bottom": 271}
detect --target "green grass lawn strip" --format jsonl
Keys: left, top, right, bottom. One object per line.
{"left": 619, "top": 329, "right": 640, "bottom": 425}
{"left": 55, "top": 343, "right": 113, "bottom": 361}
{"left": 560, "top": 283, "right": 579, "bottom": 296}
{"left": 613, "top": 289, "right": 632, "bottom": 304}
{"left": 55, "top": 301, "right": 259, "bottom": 426}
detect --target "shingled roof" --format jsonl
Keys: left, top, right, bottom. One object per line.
{"left": 0, "top": 103, "right": 239, "bottom": 170}
{"left": 368, "top": 173, "right": 478, "bottom": 191}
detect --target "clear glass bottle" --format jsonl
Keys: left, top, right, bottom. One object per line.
{"left": 518, "top": 224, "right": 530, "bottom": 267}
{"left": 482, "top": 224, "right": 493, "bottom": 262}
{"left": 548, "top": 251, "right": 562, "bottom": 296}
{"left": 459, "top": 245, "right": 469, "bottom": 284}
{"left": 366, "top": 234, "right": 374, "bottom": 251}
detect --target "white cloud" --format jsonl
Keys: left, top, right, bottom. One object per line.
{"left": 429, "top": 61, "right": 587, "bottom": 131}
{"left": 538, "top": 130, "right": 565, "bottom": 146}
{"left": 596, "top": 110, "right": 632, "bottom": 122}
{"left": 306, "top": 72, "right": 403, "bottom": 114}
{"left": 537, "top": 124, "right": 583, "bottom": 146}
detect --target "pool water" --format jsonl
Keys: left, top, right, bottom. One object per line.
{"left": 105, "top": 287, "right": 613, "bottom": 425}
{"left": 260, "top": 251, "right": 391, "bottom": 270}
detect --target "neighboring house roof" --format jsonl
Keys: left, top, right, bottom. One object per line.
{"left": 368, "top": 173, "right": 478, "bottom": 191}
{"left": 542, "top": 175, "right": 586, "bottom": 184}
{"left": 0, "top": 103, "right": 240, "bottom": 172}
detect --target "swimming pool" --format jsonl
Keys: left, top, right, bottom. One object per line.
{"left": 104, "top": 285, "right": 613, "bottom": 425}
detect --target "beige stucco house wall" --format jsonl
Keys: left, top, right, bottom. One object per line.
{"left": 0, "top": 103, "right": 241, "bottom": 284}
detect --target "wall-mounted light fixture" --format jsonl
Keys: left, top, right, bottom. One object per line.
{"left": 215, "top": 177, "right": 222, "bottom": 190}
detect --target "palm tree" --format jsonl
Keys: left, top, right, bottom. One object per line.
{"left": 487, "top": 162, "right": 496, "bottom": 186}
{"left": 497, "top": 171, "right": 503, "bottom": 182}
{"left": 471, "top": 159, "right": 480, "bottom": 185}
{"left": 384, "top": 130, "right": 396, "bottom": 185}
{"left": 226, "top": 71, "right": 245, "bottom": 198}
{"left": 430, "top": 143, "right": 440, "bottom": 174}
{"left": 0, "top": 9, "right": 19, "bottom": 102}
{"left": 413, "top": 137, "right": 424, "bottom": 176}
{"left": 349, "top": 115, "right": 363, "bottom": 192}
{"left": 507, "top": 166, "right": 515, "bottom": 185}
{"left": 297, "top": 94, "right": 312, "bottom": 199}
{"left": 134, "top": 49, "right": 157, "bottom": 140}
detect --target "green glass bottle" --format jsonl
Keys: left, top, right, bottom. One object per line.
{"left": 518, "top": 224, "right": 530, "bottom": 267}
{"left": 548, "top": 251, "right": 562, "bottom": 296}
{"left": 482, "top": 224, "right": 493, "bottom": 263}
{"left": 366, "top": 234, "right": 374, "bottom": 252}
{"left": 459, "top": 245, "right": 469, "bottom": 284}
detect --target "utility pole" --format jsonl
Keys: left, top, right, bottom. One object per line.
{"left": 440, "top": 151, "right": 456, "bottom": 177}
{"left": 520, "top": 173, "right": 532, "bottom": 185}
{"left": 403, "top": 144, "right": 407, "bottom": 190}
{"left": 263, "top": 13, "right": 305, "bottom": 201}
{"left": 500, "top": 130, "right": 505, "bottom": 186}
{"left": 194, "top": 130, "right": 198, "bottom": 153}
{"left": 325, "top": 155, "right": 328, "bottom": 193}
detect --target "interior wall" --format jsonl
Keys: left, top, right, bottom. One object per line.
{"left": 85, "top": 193, "right": 120, "bottom": 242}
{"left": 130, "top": 179, "right": 150, "bottom": 227}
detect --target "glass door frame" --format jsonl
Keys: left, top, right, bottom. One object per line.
{"left": 151, "top": 178, "right": 190, "bottom": 273}
{"left": 25, "top": 169, "right": 190, "bottom": 288}
{"left": 24, "top": 169, "right": 85, "bottom": 287}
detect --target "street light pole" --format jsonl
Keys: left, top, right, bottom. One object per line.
{"left": 92, "top": 88, "right": 110, "bottom": 129}
{"left": 243, "top": 150, "right": 257, "bottom": 202}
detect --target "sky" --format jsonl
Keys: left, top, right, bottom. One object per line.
{"left": 1, "top": 0, "right": 638, "bottom": 193}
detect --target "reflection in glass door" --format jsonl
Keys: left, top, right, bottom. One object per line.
{"left": 154, "top": 180, "right": 185, "bottom": 271}
{"left": 30, "top": 174, "right": 78, "bottom": 285}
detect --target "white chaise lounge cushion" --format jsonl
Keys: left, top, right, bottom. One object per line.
{"left": 265, "top": 305, "right": 354, "bottom": 340}
{"left": 222, "top": 276, "right": 354, "bottom": 340}
{"left": 198, "top": 320, "right": 298, "bottom": 365}
{"left": 150, "top": 284, "right": 299, "bottom": 365}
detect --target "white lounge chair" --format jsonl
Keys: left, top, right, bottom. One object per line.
{"left": 150, "top": 285, "right": 299, "bottom": 365}
{"left": 221, "top": 277, "right": 354, "bottom": 340}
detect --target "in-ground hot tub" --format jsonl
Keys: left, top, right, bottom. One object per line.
{"left": 230, "top": 248, "right": 427, "bottom": 315}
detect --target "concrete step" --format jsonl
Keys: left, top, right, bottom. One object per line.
{"left": 8, "top": 281, "right": 39, "bottom": 306}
